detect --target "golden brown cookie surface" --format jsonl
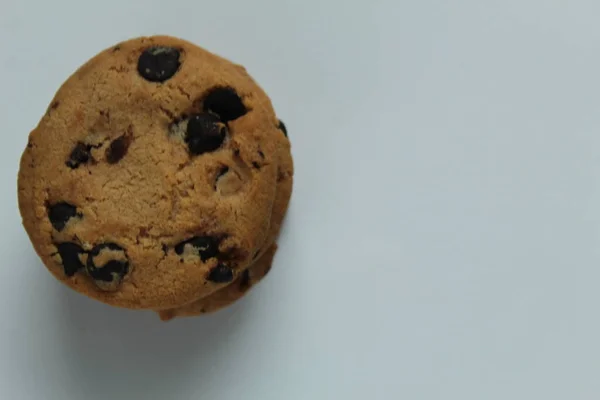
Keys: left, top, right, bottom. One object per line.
{"left": 157, "top": 243, "right": 278, "bottom": 320}
{"left": 18, "top": 36, "right": 293, "bottom": 311}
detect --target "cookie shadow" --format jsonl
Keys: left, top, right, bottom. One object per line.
{"left": 52, "top": 285, "right": 252, "bottom": 399}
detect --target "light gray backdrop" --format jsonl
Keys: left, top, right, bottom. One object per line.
{"left": 1, "top": 0, "right": 599, "bottom": 399}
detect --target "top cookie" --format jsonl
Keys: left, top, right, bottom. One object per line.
{"left": 18, "top": 36, "right": 293, "bottom": 310}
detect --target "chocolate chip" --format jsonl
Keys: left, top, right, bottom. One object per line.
{"left": 185, "top": 113, "right": 226, "bottom": 155}
{"left": 137, "top": 46, "right": 181, "bottom": 82}
{"left": 203, "top": 87, "right": 247, "bottom": 121}
{"left": 48, "top": 202, "right": 78, "bottom": 231}
{"left": 66, "top": 142, "right": 91, "bottom": 169}
{"left": 207, "top": 264, "right": 234, "bottom": 283}
{"left": 277, "top": 120, "right": 288, "bottom": 137}
{"left": 57, "top": 243, "right": 85, "bottom": 277}
{"left": 86, "top": 243, "right": 129, "bottom": 289}
{"left": 239, "top": 269, "right": 250, "bottom": 290}
{"left": 106, "top": 135, "right": 131, "bottom": 164}
{"left": 175, "top": 236, "right": 219, "bottom": 261}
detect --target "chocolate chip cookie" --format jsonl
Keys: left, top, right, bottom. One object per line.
{"left": 18, "top": 35, "right": 293, "bottom": 317}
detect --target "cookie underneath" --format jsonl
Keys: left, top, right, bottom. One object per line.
{"left": 157, "top": 244, "right": 277, "bottom": 320}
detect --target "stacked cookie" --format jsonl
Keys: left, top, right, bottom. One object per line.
{"left": 17, "top": 36, "right": 293, "bottom": 320}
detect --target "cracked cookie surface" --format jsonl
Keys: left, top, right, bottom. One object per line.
{"left": 18, "top": 35, "right": 293, "bottom": 313}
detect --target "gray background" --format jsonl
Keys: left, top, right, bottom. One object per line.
{"left": 1, "top": 0, "right": 599, "bottom": 399}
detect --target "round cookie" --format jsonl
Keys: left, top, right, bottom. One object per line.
{"left": 18, "top": 36, "right": 293, "bottom": 312}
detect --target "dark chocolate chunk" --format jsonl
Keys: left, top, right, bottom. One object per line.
{"left": 203, "top": 87, "right": 247, "bottom": 121}
{"left": 185, "top": 113, "right": 226, "bottom": 155}
{"left": 207, "top": 264, "right": 234, "bottom": 283}
{"left": 175, "top": 236, "right": 219, "bottom": 261}
{"left": 57, "top": 243, "right": 85, "bottom": 277}
{"left": 86, "top": 243, "right": 129, "bottom": 285}
{"left": 137, "top": 46, "right": 181, "bottom": 82}
{"left": 106, "top": 135, "right": 131, "bottom": 164}
{"left": 66, "top": 142, "right": 91, "bottom": 169}
{"left": 48, "top": 202, "right": 79, "bottom": 231}
{"left": 277, "top": 120, "right": 287, "bottom": 137}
